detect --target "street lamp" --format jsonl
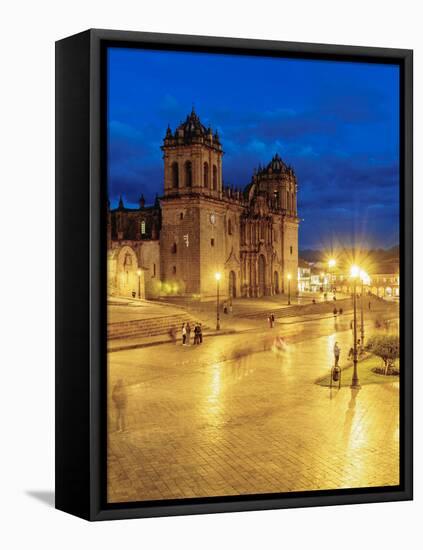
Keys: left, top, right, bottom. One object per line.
{"left": 359, "top": 270, "right": 369, "bottom": 352}
{"left": 137, "top": 269, "right": 142, "bottom": 299}
{"left": 215, "top": 272, "right": 221, "bottom": 330}
{"left": 350, "top": 265, "right": 361, "bottom": 389}
{"left": 287, "top": 273, "right": 292, "bottom": 305}
{"left": 328, "top": 258, "right": 336, "bottom": 292}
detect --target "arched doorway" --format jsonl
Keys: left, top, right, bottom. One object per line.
{"left": 229, "top": 271, "right": 236, "bottom": 298}
{"left": 109, "top": 245, "right": 143, "bottom": 299}
{"left": 274, "top": 271, "right": 279, "bottom": 294}
{"left": 258, "top": 255, "right": 266, "bottom": 297}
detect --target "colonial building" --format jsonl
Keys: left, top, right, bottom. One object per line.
{"left": 108, "top": 109, "right": 300, "bottom": 300}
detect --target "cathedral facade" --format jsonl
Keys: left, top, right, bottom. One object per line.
{"left": 108, "top": 109, "right": 300, "bottom": 300}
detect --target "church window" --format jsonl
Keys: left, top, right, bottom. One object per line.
{"left": 211, "top": 238, "right": 215, "bottom": 247}
{"left": 180, "top": 212, "right": 184, "bottom": 220}
{"left": 140, "top": 220, "right": 146, "bottom": 235}
{"left": 172, "top": 266, "right": 176, "bottom": 274}
{"left": 171, "top": 162, "right": 179, "bottom": 188}
{"left": 241, "top": 225, "right": 246, "bottom": 245}
{"left": 228, "top": 218, "right": 232, "bottom": 235}
{"left": 185, "top": 161, "right": 192, "bottom": 187}
{"left": 153, "top": 263, "right": 156, "bottom": 277}
{"left": 212, "top": 165, "right": 217, "bottom": 190}
{"left": 290, "top": 245, "right": 293, "bottom": 255}
{"left": 171, "top": 243, "right": 177, "bottom": 254}
{"left": 204, "top": 162, "right": 209, "bottom": 188}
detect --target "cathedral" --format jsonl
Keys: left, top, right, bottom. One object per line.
{"left": 107, "top": 109, "right": 300, "bottom": 300}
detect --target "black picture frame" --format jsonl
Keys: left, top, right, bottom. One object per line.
{"left": 55, "top": 28, "right": 413, "bottom": 521}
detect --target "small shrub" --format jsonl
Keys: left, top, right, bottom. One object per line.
{"left": 365, "top": 334, "right": 399, "bottom": 375}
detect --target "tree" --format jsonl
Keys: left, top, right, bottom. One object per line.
{"left": 365, "top": 335, "right": 400, "bottom": 375}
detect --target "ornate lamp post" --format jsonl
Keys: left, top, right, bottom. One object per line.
{"left": 137, "top": 269, "right": 142, "bottom": 299}
{"left": 359, "top": 270, "right": 367, "bottom": 352}
{"left": 215, "top": 272, "right": 221, "bottom": 330}
{"left": 350, "top": 265, "right": 361, "bottom": 389}
{"left": 287, "top": 273, "right": 292, "bottom": 305}
{"left": 328, "top": 258, "right": 336, "bottom": 292}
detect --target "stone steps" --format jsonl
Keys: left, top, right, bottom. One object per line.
{"left": 108, "top": 313, "right": 208, "bottom": 340}
{"left": 236, "top": 298, "right": 353, "bottom": 320}
{"left": 236, "top": 296, "right": 394, "bottom": 321}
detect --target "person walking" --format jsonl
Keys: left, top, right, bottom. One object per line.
{"left": 333, "top": 342, "right": 340, "bottom": 367}
{"left": 339, "top": 307, "right": 343, "bottom": 315}
{"left": 194, "top": 323, "right": 201, "bottom": 345}
{"left": 112, "top": 379, "right": 128, "bottom": 433}
{"left": 198, "top": 323, "right": 203, "bottom": 344}
{"left": 333, "top": 307, "right": 338, "bottom": 317}
{"left": 169, "top": 326, "right": 177, "bottom": 344}
{"left": 186, "top": 322, "right": 191, "bottom": 345}
{"left": 181, "top": 323, "right": 187, "bottom": 346}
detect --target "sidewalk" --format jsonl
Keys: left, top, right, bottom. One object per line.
{"left": 108, "top": 308, "right": 398, "bottom": 353}
{"left": 108, "top": 327, "right": 237, "bottom": 352}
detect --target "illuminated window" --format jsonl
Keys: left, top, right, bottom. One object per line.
{"left": 141, "top": 220, "right": 146, "bottom": 235}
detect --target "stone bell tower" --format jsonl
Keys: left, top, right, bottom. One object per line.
{"left": 160, "top": 109, "right": 227, "bottom": 296}
{"left": 162, "top": 108, "right": 223, "bottom": 198}
{"left": 251, "top": 154, "right": 300, "bottom": 294}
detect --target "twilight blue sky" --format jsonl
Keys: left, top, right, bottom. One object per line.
{"left": 107, "top": 47, "right": 400, "bottom": 249}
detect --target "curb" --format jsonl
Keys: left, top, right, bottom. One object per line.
{"left": 108, "top": 329, "right": 237, "bottom": 353}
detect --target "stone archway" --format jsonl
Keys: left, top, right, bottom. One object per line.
{"left": 109, "top": 245, "right": 144, "bottom": 299}
{"left": 258, "top": 255, "right": 266, "bottom": 297}
{"left": 274, "top": 271, "right": 279, "bottom": 294}
{"left": 229, "top": 270, "right": 237, "bottom": 298}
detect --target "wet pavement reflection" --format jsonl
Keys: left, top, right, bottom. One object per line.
{"left": 107, "top": 315, "right": 399, "bottom": 503}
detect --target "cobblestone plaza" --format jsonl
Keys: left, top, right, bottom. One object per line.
{"left": 107, "top": 315, "right": 399, "bottom": 503}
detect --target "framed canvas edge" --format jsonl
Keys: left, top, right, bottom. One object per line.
{"left": 56, "top": 28, "right": 413, "bottom": 521}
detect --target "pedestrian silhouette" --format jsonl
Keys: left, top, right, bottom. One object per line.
{"left": 333, "top": 342, "right": 340, "bottom": 367}
{"left": 112, "top": 379, "right": 128, "bottom": 433}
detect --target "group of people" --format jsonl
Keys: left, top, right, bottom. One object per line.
{"left": 181, "top": 322, "right": 203, "bottom": 346}
{"left": 333, "top": 339, "right": 364, "bottom": 367}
